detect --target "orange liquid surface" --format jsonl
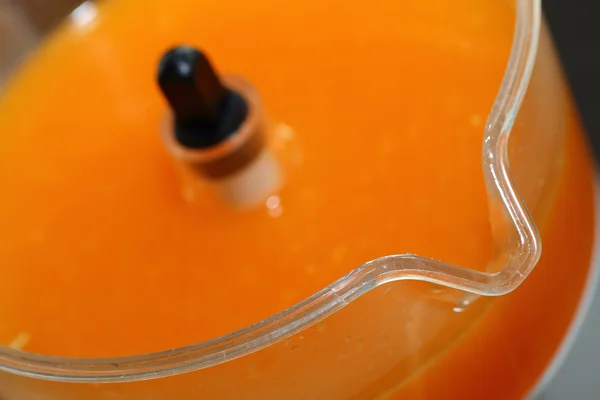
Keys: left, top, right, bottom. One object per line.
{"left": 0, "top": 0, "right": 510, "bottom": 356}
{"left": 0, "top": 0, "right": 595, "bottom": 398}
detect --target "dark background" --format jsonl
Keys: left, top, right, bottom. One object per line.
{"left": 545, "top": 0, "right": 600, "bottom": 161}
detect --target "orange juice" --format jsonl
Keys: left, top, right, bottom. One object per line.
{"left": 0, "top": 0, "right": 594, "bottom": 398}
{"left": 385, "top": 103, "right": 595, "bottom": 399}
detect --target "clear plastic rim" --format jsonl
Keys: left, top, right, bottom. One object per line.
{"left": 0, "top": 0, "right": 542, "bottom": 383}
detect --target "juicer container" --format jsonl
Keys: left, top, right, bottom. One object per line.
{"left": 0, "top": 0, "right": 587, "bottom": 398}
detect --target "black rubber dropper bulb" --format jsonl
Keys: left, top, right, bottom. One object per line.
{"left": 158, "top": 46, "right": 248, "bottom": 149}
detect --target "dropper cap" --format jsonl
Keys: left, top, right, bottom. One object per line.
{"left": 157, "top": 46, "right": 282, "bottom": 208}
{"left": 158, "top": 46, "right": 248, "bottom": 149}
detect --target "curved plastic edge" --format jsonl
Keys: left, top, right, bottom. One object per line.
{"left": 0, "top": 0, "right": 542, "bottom": 382}
{"left": 527, "top": 180, "right": 600, "bottom": 399}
